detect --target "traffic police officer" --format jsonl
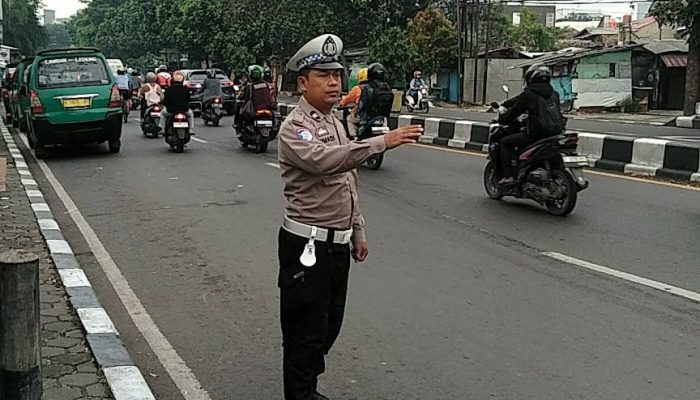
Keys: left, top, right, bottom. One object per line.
{"left": 277, "top": 34, "right": 423, "bottom": 400}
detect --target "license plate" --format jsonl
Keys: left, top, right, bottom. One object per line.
{"left": 212, "top": 104, "right": 222, "bottom": 108}
{"left": 150, "top": 112, "right": 161, "bottom": 117}
{"left": 255, "top": 120, "right": 273, "bottom": 127}
{"left": 173, "top": 122, "right": 188, "bottom": 128}
{"left": 371, "top": 126, "right": 389, "bottom": 133}
{"left": 63, "top": 98, "right": 90, "bottom": 108}
{"left": 563, "top": 156, "right": 588, "bottom": 166}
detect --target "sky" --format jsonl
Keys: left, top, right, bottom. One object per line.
{"left": 41, "top": 0, "right": 645, "bottom": 21}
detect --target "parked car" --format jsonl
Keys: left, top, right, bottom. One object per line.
{"left": 10, "top": 57, "right": 35, "bottom": 132}
{"left": 23, "top": 47, "right": 123, "bottom": 158}
{"left": 182, "top": 69, "right": 236, "bottom": 115}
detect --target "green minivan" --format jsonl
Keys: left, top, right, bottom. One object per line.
{"left": 23, "top": 48, "right": 123, "bottom": 158}
{"left": 10, "top": 57, "right": 34, "bottom": 132}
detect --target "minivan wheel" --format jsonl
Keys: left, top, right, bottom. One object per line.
{"left": 34, "top": 145, "right": 48, "bottom": 159}
{"left": 108, "top": 139, "right": 121, "bottom": 153}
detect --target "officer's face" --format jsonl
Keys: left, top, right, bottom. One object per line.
{"left": 299, "top": 69, "right": 342, "bottom": 109}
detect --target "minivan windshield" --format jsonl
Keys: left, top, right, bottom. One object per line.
{"left": 37, "top": 56, "right": 111, "bottom": 89}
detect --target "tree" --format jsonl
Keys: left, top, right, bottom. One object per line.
{"left": 506, "top": 9, "right": 563, "bottom": 52}
{"left": 651, "top": 0, "right": 700, "bottom": 115}
{"left": 408, "top": 6, "right": 458, "bottom": 73}
{"left": 368, "top": 26, "right": 417, "bottom": 84}
{"left": 1, "top": 0, "right": 46, "bottom": 55}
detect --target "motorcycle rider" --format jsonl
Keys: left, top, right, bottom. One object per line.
{"left": 235, "top": 64, "right": 274, "bottom": 131}
{"left": 160, "top": 71, "right": 195, "bottom": 134}
{"left": 263, "top": 66, "right": 278, "bottom": 106}
{"left": 408, "top": 70, "right": 426, "bottom": 106}
{"left": 156, "top": 65, "right": 171, "bottom": 89}
{"left": 357, "top": 63, "right": 393, "bottom": 138}
{"left": 497, "top": 63, "right": 564, "bottom": 185}
{"left": 116, "top": 67, "right": 133, "bottom": 111}
{"left": 139, "top": 72, "right": 163, "bottom": 122}
{"left": 201, "top": 69, "right": 224, "bottom": 111}
{"left": 339, "top": 67, "right": 368, "bottom": 137}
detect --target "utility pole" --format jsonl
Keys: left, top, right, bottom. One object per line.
{"left": 481, "top": 0, "right": 492, "bottom": 105}
{"left": 457, "top": 0, "right": 464, "bottom": 106}
{"left": 471, "top": 0, "right": 481, "bottom": 103}
{"left": 0, "top": 0, "right": 4, "bottom": 44}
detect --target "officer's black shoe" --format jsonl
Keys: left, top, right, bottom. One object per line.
{"left": 313, "top": 391, "right": 330, "bottom": 400}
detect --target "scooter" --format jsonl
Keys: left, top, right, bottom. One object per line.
{"left": 131, "top": 89, "right": 141, "bottom": 110}
{"left": 483, "top": 101, "right": 589, "bottom": 216}
{"left": 235, "top": 107, "right": 277, "bottom": 153}
{"left": 164, "top": 112, "right": 191, "bottom": 153}
{"left": 339, "top": 105, "right": 389, "bottom": 170}
{"left": 201, "top": 96, "right": 223, "bottom": 127}
{"left": 405, "top": 87, "right": 430, "bottom": 113}
{"left": 141, "top": 103, "right": 162, "bottom": 138}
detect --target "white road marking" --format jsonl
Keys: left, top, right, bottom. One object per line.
{"left": 266, "top": 162, "right": 281, "bottom": 169}
{"left": 31, "top": 203, "right": 50, "bottom": 212}
{"left": 77, "top": 308, "right": 119, "bottom": 334}
{"left": 543, "top": 252, "right": 700, "bottom": 303}
{"left": 191, "top": 136, "right": 208, "bottom": 143}
{"left": 18, "top": 133, "right": 212, "bottom": 400}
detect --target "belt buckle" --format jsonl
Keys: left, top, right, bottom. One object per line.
{"left": 299, "top": 226, "right": 317, "bottom": 267}
{"left": 341, "top": 231, "right": 352, "bottom": 244}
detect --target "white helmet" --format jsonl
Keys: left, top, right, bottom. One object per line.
{"left": 127, "top": 67, "right": 134, "bottom": 74}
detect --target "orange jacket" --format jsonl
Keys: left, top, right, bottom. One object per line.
{"left": 339, "top": 84, "right": 364, "bottom": 115}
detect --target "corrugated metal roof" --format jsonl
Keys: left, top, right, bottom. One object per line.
{"left": 660, "top": 53, "right": 688, "bottom": 68}
{"left": 641, "top": 40, "right": 689, "bottom": 55}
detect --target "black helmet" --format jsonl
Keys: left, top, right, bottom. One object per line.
{"left": 525, "top": 64, "right": 551, "bottom": 84}
{"left": 263, "top": 66, "right": 272, "bottom": 81}
{"left": 206, "top": 69, "right": 216, "bottom": 79}
{"left": 367, "top": 63, "right": 386, "bottom": 81}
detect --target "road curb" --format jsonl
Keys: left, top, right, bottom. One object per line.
{"left": 278, "top": 103, "right": 700, "bottom": 183}
{"left": 0, "top": 122, "right": 156, "bottom": 400}
{"left": 674, "top": 115, "right": 700, "bottom": 129}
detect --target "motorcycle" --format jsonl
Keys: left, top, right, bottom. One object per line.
{"left": 164, "top": 112, "right": 191, "bottom": 153}
{"left": 236, "top": 107, "right": 277, "bottom": 153}
{"left": 339, "top": 104, "right": 388, "bottom": 170}
{"left": 201, "top": 96, "right": 223, "bottom": 127}
{"left": 483, "top": 101, "right": 589, "bottom": 216}
{"left": 141, "top": 103, "right": 162, "bottom": 138}
{"left": 405, "top": 87, "right": 430, "bottom": 113}
{"left": 131, "top": 89, "right": 141, "bottom": 110}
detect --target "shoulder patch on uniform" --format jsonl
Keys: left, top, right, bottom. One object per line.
{"left": 296, "top": 128, "right": 313, "bottom": 141}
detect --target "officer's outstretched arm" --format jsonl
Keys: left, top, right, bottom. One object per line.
{"left": 279, "top": 123, "right": 386, "bottom": 176}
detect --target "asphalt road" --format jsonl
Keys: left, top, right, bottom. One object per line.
{"left": 19, "top": 114, "right": 700, "bottom": 400}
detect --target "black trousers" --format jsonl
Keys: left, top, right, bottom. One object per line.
{"left": 500, "top": 132, "right": 535, "bottom": 178}
{"left": 278, "top": 228, "right": 351, "bottom": 400}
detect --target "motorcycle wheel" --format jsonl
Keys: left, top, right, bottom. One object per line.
{"left": 544, "top": 169, "right": 577, "bottom": 217}
{"left": 483, "top": 161, "right": 503, "bottom": 200}
{"left": 254, "top": 136, "right": 268, "bottom": 153}
{"left": 151, "top": 129, "right": 159, "bottom": 139}
{"left": 213, "top": 118, "right": 220, "bottom": 127}
{"left": 175, "top": 141, "right": 185, "bottom": 153}
{"left": 424, "top": 102, "right": 430, "bottom": 113}
{"left": 365, "top": 153, "right": 384, "bottom": 170}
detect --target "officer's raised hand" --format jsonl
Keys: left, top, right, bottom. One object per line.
{"left": 384, "top": 125, "right": 424, "bottom": 148}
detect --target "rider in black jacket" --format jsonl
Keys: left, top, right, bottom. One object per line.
{"left": 160, "top": 71, "right": 195, "bottom": 133}
{"left": 498, "top": 64, "right": 562, "bottom": 184}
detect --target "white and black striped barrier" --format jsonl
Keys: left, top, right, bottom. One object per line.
{"left": 278, "top": 104, "right": 700, "bottom": 183}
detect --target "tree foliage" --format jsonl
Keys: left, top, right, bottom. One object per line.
{"left": 368, "top": 26, "right": 417, "bottom": 83}
{"left": 1, "top": 0, "right": 46, "bottom": 55}
{"left": 505, "top": 9, "right": 563, "bottom": 52}
{"left": 408, "top": 6, "right": 458, "bottom": 72}
{"left": 44, "top": 24, "right": 75, "bottom": 50}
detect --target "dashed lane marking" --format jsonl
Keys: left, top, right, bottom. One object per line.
{"left": 543, "top": 252, "right": 700, "bottom": 303}
{"left": 191, "top": 137, "right": 208, "bottom": 144}
{"left": 266, "top": 162, "right": 281, "bottom": 169}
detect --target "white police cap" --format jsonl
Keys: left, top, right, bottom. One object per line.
{"left": 286, "top": 34, "right": 344, "bottom": 72}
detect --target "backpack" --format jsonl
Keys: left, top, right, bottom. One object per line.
{"left": 535, "top": 94, "right": 564, "bottom": 136}
{"left": 156, "top": 73, "right": 171, "bottom": 88}
{"left": 145, "top": 84, "right": 161, "bottom": 106}
{"left": 360, "top": 81, "right": 394, "bottom": 122}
